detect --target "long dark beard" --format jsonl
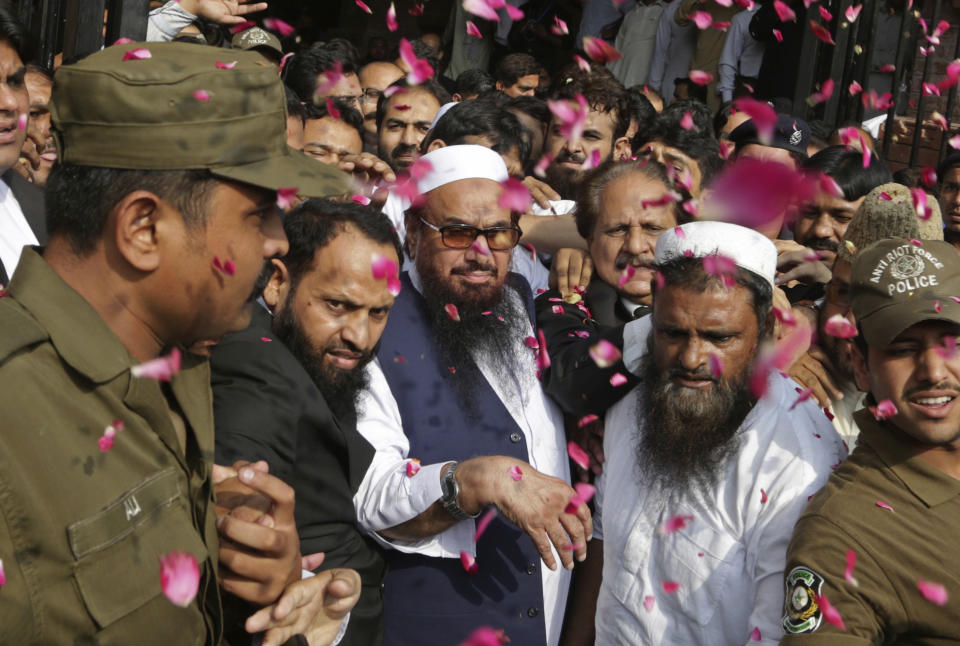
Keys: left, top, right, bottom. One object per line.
{"left": 635, "top": 350, "right": 758, "bottom": 496}
{"left": 272, "top": 293, "right": 372, "bottom": 423}
{"left": 543, "top": 161, "right": 583, "bottom": 200}
{"left": 419, "top": 269, "right": 533, "bottom": 417}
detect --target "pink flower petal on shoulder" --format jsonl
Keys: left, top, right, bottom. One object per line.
{"left": 0, "top": 558, "right": 5, "bottom": 586}
{"left": 844, "top": 549, "right": 859, "bottom": 586}
{"left": 122, "top": 48, "right": 151, "bottom": 61}
{"left": 460, "top": 550, "right": 479, "bottom": 575}
{"left": 918, "top": 579, "right": 948, "bottom": 605}
{"left": 159, "top": 551, "right": 200, "bottom": 607}
{"left": 567, "top": 441, "right": 589, "bottom": 470}
{"left": 814, "top": 592, "right": 846, "bottom": 630}
{"left": 474, "top": 507, "right": 498, "bottom": 541}
{"left": 192, "top": 89, "right": 211, "bottom": 102}
{"left": 131, "top": 348, "right": 182, "bottom": 382}
{"left": 509, "top": 465, "right": 523, "bottom": 481}
{"left": 216, "top": 60, "right": 237, "bottom": 70}
{"left": 875, "top": 500, "right": 894, "bottom": 511}
{"left": 662, "top": 580, "right": 680, "bottom": 593}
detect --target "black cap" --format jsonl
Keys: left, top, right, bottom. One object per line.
{"left": 730, "top": 114, "right": 811, "bottom": 158}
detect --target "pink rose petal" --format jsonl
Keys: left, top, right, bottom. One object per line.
{"left": 192, "top": 89, "right": 211, "bottom": 102}
{"left": 789, "top": 388, "right": 813, "bottom": 410}
{"left": 691, "top": 10, "right": 713, "bottom": 28}
{"left": 869, "top": 399, "right": 897, "bottom": 420}
{"left": 810, "top": 20, "right": 835, "bottom": 44}
{"left": 355, "top": 0, "right": 372, "bottom": 13}
{"left": 159, "top": 550, "right": 200, "bottom": 607}
{"left": 610, "top": 372, "right": 627, "bottom": 387}
{"left": 819, "top": 5, "right": 833, "bottom": 20}
{"left": 750, "top": 627, "right": 761, "bottom": 641}
{"left": 578, "top": 414, "right": 599, "bottom": 427}
{"left": 352, "top": 194, "right": 372, "bottom": 205}
{"left": 589, "top": 339, "right": 622, "bottom": 368}
{"left": 808, "top": 78, "right": 834, "bottom": 105}
{"left": 581, "top": 148, "right": 603, "bottom": 170}
{"left": 573, "top": 54, "right": 592, "bottom": 72}
{"left": 814, "top": 592, "right": 846, "bottom": 630}
{"left": 399, "top": 38, "right": 434, "bottom": 84}
{"left": 662, "top": 580, "right": 680, "bottom": 593}
{"left": 618, "top": 264, "right": 637, "bottom": 288}
{"left": 824, "top": 314, "right": 858, "bottom": 338}
{"left": 733, "top": 97, "right": 778, "bottom": 144}
{"left": 565, "top": 482, "right": 596, "bottom": 513}
{"left": 405, "top": 459, "right": 421, "bottom": 476}
{"left": 216, "top": 60, "right": 237, "bottom": 70}
{"left": 498, "top": 177, "right": 533, "bottom": 212}
{"left": 845, "top": 4, "right": 862, "bottom": 21}
{"left": 680, "top": 110, "right": 695, "bottom": 131}
{"left": 567, "top": 441, "right": 589, "bottom": 470}
{"left": 0, "top": 558, "right": 5, "bottom": 586}
{"left": 760, "top": 488, "right": 768, "bottom": 503}
{"left": 536, "top": 329, "right": 551, "bottom": 373}
{"left": 688, "top": 69, "right": 713, "bottom": 86}
{"left": 876, "top": 500, "right": 894, "bottom": 511}
{"left": 551, "top": 16, "right": 569, "bottom": 35}
{"left": 112, "top": 37, "right": 133, "bottom": 45}
{"left": 660, "top": 514, "right": 694, "bottom": 534}
{"left": 774, "top": 0, "right": 796, "bottom": 20}
{"left": 263, "top": 17, "right": 295, "bottom": 36}
{"left": 643, "top": 595, "right": 655, "bottom": 611}
{"left": 445, "top": 304, "right": 461, "bottom": 322}
{"left": 229, "top": 20, "right": 256, "bottom": 34}
{"left": 509, "top": 465, "right": 523, "bottom": 481}
{"left": 848, "top": 80, "right": 862, "bottom": 96}
{"left": 460, "top": 626, "right": 509, "bottom": 646}
{"left": 773, "top": 28, "right": 783, "bottom": 41}
{"left": 547, "top": 94, "right": 589, "bottom": 147}
{"left": 386, "top": 2, "right": 398, "bottom": 31}
{"left": 371, "top": 252, "right": 399, "bottom": 280}
{"left": 16, "top": 113, "right": 26, "bottom": 130}
{"left": 463, "top": 0, "right": 500, "bottom": 21}
{"left": 844, "top": 549, "right": 859, "bottom": 586}
{"left": 122, "top": 48, "right": 151, "bottom": 61}
{"left": 708, "top": 353, "right": 724, "bottom": 378}
{"left": 131, "top": 348, "right": 182, "bottom": 381}
{"left": 409, "top": 2, "right": 425, "bottom": 15}
{"left": 582, "top": 36, "right": 623, "bottom": 63}
{"left": 474, "top": 507, "right": 498, "bottom": 541}
{"left": 277, "top": 187, "right": 299, "bottom": 210}
{"left": 918, "top": 579, "right": 948, "bottom": 605}
{"left": 460, "top": 550, "right": 479, "bottom": 575}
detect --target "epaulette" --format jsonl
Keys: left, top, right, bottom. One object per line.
{"left": 0, "top": 298, "right": 49, "bottom": 363}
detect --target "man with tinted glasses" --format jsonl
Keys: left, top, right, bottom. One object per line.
{"left": 353, "top": 145, "right": 588, "bottom": 646}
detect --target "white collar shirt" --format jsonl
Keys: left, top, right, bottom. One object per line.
{"left": 595, "top": 316, "right": 847, "bottom": 645}
{"left": 0, "top": 176, "right": 37, "bottom": 280}
{"left": 353, "top": 264, "right": 570, "bottom": 646}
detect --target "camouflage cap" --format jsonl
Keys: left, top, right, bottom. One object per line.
{"left": 850, "top": 238, "right": 960, "bottom": 347}
{"left": 231, "top": 27, "right": 283, "bottom": 59}
{"left": 49, "top": 42, "right": 349, "bottom": 198}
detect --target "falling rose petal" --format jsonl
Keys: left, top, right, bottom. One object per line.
{"left": 470, "top": 238, "right": 491, "bottom": 256}
{"left": 405, "top": 459, "right": 421, "bottom": 476}
{"left": 733, "top": 97, "right": 778, "bottom": 144}
{"left": 460, "top": 626, "right": 509, "bottom": 646}
{"left": 918, "top": 579, "right": 948, "bottom": 605}
{"left": 691, "top": 10, "right": 713, "bottom": 28}
{"left": 848, "top": 80, "right": 862, "bottom": 96}
{"left": 551, "top": 304, "right": 564, "bottom": 315}
{"left": 509, "top": 465, "right": 523, "bottom": 481}
{"left": 460, "top": 550, "right": 479, "bottom": 575}
{"left": 192, "top": 89, "right": 211, "bottom": 102}
{"left": 589, "top": 339, "right": 622, "bottom": 368}
{"left": 643, "top": 595, "right": 655, "bottom": 611}
{"left": 814, "top": 592, "right": 846, "bottom": 630}
{"left": 610, "top": 372, "right": 628, "bottom": 387}
{"left": 409, "top": 2, "right": 425, "bottom": 15}
{"left": 818, "top": 5, "right": 833, "bottom": 20}
{"left": 577, "top": 414, "right": 599, "bottom": 427}
{"left": 750, "top": 627, "right": 762, "bottom": 641}
{"left": 581, "top": 148, "right": 603, "bottom": 170}
{"left": 260, "top": 336, "right": 272, "bottom": 342}
{"left": 921, "top": 166, "right": 937, "bottom": 187}
{"left": 445, "top": 304, "right": 461, "bottom": 322}
{"left": 385, "top": 2, "right": 399, "bottom": 31}
{"left": 774, "top": 0, "right": 796, "bottom": 20}
{"left": 680, "top": 110, "right": 695, "bottom": 130}
{"left": 567, "top": 441, "right": 590, "bottom": 470}
{"left": 398, "top": 38, "right": 434, "bottom": 84}
{"left": 575, "top": 482, "right": 596, "bottom": 502}
{"left": 875, "top": 500, "right": 895, "bottom": 512}
{"left": 810, "top": 20, "right": 835, "bottom": 44}
{"left": 660, "top": 514, "right": 694, "bottom": 534}
{"left": 911, "top": 187, "right": 931, "bottom": 220}
{"left": 547, "top": 94, "right": 588, "bottom": 147}
{"left": 688, "top": 69, "right": 713, "bottom": 85}
{"left": 922, "top": 82, "right": 941, "bottom": 97}
{"left": 773, "top": 28, "right": 783, "bottom": 41}
{"left": 16, "top": 113, "right": 26, "bottom": 131}
{"left": 844, "top": 549, "right": 859, "bottom": 586}
{"left": 216, "top": 60, "right": 237, "bottom": 70}
{"left": 617, "top": 264, "right": 637, "bottom": 289}
{"left": 818, "top": 172, "right": 844, "bottom": 198}
{"left": 824, "top": 314, "right": 858, "bottom": 338}
{"left": 536, "top": 329, "right": 551, "bottom": 372}
{"left": 371, "top": 252, "right": 399, "bottom": 280}
{"left": 708, "top": 354, "right": 724, "bottom": 378}
{"left": 789, "top": 388, "right": 813, "bottom": 411}
{"left": 229, "top": 20, "right": 256, "bottom": 34}
{"left": 387, "top": 276, "right": 402, "bottom": 297}
{"left": 322, "top": 97, "right": 341, "bottom": 120}
{"left": 950, "top": 135, "right": 960, "bottom": 150}
{"left": 845, "top": 4, "right": 862, "bottom": 21}
{"left": 355, "top": 0, "right": 373, "bottom": 13}
{"left": 662, "top": 581, "right": 680, "bottom": 594}
{"left": 498, "top": 177, "right": 532, "bottom": 212}
{"left": 277, "top": 187, "right": 299, "bottom": 210}
{"left": 505, "top": 4, "right": 525, "bottom": 20}
{"left": 774, "top": 306, "right": 797, "bottom": 326}
{"left": 352, "top": 194, "right": 372, "bottom": 205}
{"left": 807, "top": 79, "right": 834, "bottom": 106}
{"left": 113, "top": 37, "right": 134, "bottom": 45}
{"left": 534, "top": 152, "right": 553, "bottom": 177}
{"left": 159, "top": 551, "right": 200, "bottom": 607}
{"left": 466, "top": 20, "right": 483, "bottom": 37}
{"left": 263, "top": 17, "right": 295, "bottom": 36}
{"left": 463, "top": 0, "right": 500, "bottom": 21}
{"left": 551, "top": 15, "right": 569, "bottom": 35}
{"left": 870, "top": 399, "right": 897, "bottom": 420}
{"left": 474, "top": 508, "right": 498, "bottom": 541}
{"left": 122, "top": 48, "right": 152, "bottom": 61}
{"left": 131, "top": 348, "right": 182, "bottom": 382}
{"left": 582, "top": 36, "right": 623, "bottom": 63}
{"left": 573, "top": 54, "right": 592, "bottom": 72}
{"left": 712, "top": 20, "right": 731, "bottom": 30}
{"left": 760, "top": 488, "right": 768, "bottom": 503}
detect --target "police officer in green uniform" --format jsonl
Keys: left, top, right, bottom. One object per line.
{"left": 781, "top": 238, "right": 960, "bottom": 644}
{"left": 0, "top": 42, "right": 358, "bottom": 645}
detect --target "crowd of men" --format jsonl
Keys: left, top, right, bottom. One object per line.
{"left": 0, "top": 0, "right": 958, "bottom": 645}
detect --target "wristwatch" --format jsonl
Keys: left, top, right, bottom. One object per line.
{"left": 440, "top": 461, "right": 480, "bottom": 521}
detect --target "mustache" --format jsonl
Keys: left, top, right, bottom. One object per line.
{"left": 391, "top": 143, "right": 418, "bottom": 159}
{"left": 667, "top": 365, "right": 718, "bottom": 384}
{"left": 555, "top": 150, "right": 585, "bottom": 164}
{"left": 807, "top": 238, "right": 839, "bottom": 253}
{"left": 904, "top": 381, "right": 960, "bottom": 398}
{"left": 614, "top": 254, "right": 656, "bottom": 271}
{"left": 452, "top": 259, "right": 498, "bottom": 275}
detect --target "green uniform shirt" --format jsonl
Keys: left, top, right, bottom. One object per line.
{"left": 782, "top": 409, "right": 960, "bottom": 645}
{"left": 0, "top": 249, "right": 223, "bottom": 645}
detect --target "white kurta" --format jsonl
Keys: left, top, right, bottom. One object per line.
{"left": 0, "top": 178, "right": 37, "bottom": 280}
{"left": 353, "top": 265, "right": 571, "bottom": 646}
{"left": 595, "top": 316, "right": 847, "bottom": 645}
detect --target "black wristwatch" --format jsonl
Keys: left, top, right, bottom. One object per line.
{"left": 440, "top": 461, "right": 480, "bottom": 521}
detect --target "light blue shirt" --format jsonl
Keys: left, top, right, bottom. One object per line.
{"left": 648, "top": 0, "right": 697, "bottom": 102}
{"left": 718, "top": 7, "right": 765, "bottom": 103}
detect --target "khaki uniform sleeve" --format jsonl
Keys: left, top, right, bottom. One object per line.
{"left": 781, "top": 514, "right": 902, "bottom": 644}
{"left": 674, "top": 0, "right": 701, "bottom": 26}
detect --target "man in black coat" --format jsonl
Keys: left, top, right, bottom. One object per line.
{"left": 211, "top": 199, "right": 403, "bottom": 646}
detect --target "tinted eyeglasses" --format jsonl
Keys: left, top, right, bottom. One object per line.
{"left": 419, "top": 217, "right": 522, "bottom": 251}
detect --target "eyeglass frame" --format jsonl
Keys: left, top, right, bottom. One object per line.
{"left": 418, "top": 216, "right": 523, "bottom": 251}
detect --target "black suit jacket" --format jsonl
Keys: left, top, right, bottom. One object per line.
{"left": 535, "top": 278, "right": 643, "bottom": 417}
{"left": 211, "top": 305, "right": 385, "bottom": 646}
{"left": 0, "top": 170, "right": 46, "bottom": 284}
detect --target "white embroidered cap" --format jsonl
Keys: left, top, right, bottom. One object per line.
{"left": 654, "top": 221, "right": 778, "bottom": 287}
{"left": 416, "top": 144, "right": 509, "bottom": 195}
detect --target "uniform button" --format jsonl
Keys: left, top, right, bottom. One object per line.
{"left": 527, "top": 607, "right": 539, "bottom": 618}
{"left": 510, "top": 432, "right": 522, "bottom": 443}
{"left": 526, "top": 563, "right": 536, "bottom": 575}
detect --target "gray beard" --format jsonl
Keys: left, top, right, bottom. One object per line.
{"left": 634, "top": 351, "right": 758, "bottom": 498}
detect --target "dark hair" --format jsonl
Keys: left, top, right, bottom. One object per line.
{"left": 635, "top": 84, "right": 663, "bottom": 107}
{"left": 803, "top": 145, "right": 892, "bottom": 201}
{"left": 282, "top": 198, "right": 402, "bottom": 290}
{"left": 46, "top": 164, "right": 218, "bottom": 256}
{"left": 552, "top": 74, "right": 630, "bottom": 140}
{"left": 575, "top": 159, "right": 690, "bottom": 239}
{"left": 550, "top": 61, "right": 619, "bottom": 95}
{"left": 672, "top": 77, "right": 708, "bottom": 104}
{"left": 303, "top": 99, "right": 365, "bottom": 140}
{"left": 455, "top": 69, "right": 495, "bottom": 97}
{"left": 375, "top": 77, "right": 451, "bottom": 131}
{"left": 282, "top": 44, "right": 360, "bottom": 101}
{"left": 636, "top": 112, "right": 724, "bottom": 188}
{"left": 653, "top": 255, "right": 773, "bottom": 335}
{"left": 807, "top": 119, "right": 832, "bottom": 150}
{"left": 508, "top": 94, "right": 550, "bottom": 124}
{"left": 891, "top": 167, "right": 920, "bottom": 188}
{"left": 422, "top": 97, "right": 530, "bottom": 163}
{"left": 661, "top": 99, "right": 715, "bottom": 138}
{"left": 713, "top": 101, "right": 737, "bottom": 138}
{"left": 495, "top": 53, "right": 541, "bottom": 87}
{"left": 0, "top": 4, "right": 28, "bottom": 63}
{"left": 937, "top": 150, "right": 960, "bottom": 183}
{"left": 25, "top": 63, "right": 53, "bottom": 82}
{"left": 626, "top": 89, "right": 657, "bottom": 144}
{"left": 284, "top": 84, "right": 306, "bottom": 123}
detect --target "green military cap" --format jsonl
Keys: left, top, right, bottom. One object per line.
{"left": 231, "top": 26, "right": 283, "bottom": 60}
{"left": 49, "top": 41, "right": 350, "bottom": 198}
{"left": 850, "top": 238, "right": 960, "bottom": 347}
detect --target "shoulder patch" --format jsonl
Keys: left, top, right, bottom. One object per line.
{"left": 783, "top": 566, "right": 825, "bottom": 634}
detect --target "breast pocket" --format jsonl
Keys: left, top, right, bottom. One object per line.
{"left": 67, "top": 468, "right": 210, "bottom": 638}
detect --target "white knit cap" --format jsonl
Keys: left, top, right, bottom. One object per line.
{"left": 654, "top": 221, "right": 778, "bottom": 287}
{"left": 429, "top": 101, "right": 458, "bottom": 129}
{"left": 416, "top": 144, "right": 508, "bottom": 195}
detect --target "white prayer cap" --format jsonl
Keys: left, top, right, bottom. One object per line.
{"left": 416, "top": 144, "right": 508, "bottom": 195}
{"left": 430, "top": 101, "right": 458, "bottom": 129}
{"left": 654, "top": 221, "right": 777, "bottom": 287}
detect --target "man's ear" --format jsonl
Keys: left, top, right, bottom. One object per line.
{"left": 426, "top": 139, "right": 447, "bottom": 153}
{"left": 112, "top": 190, "right": 168, "bottom": 273}
{"left": 404, "top": 210, "right": 420, "bottom": 260}
{"left": 495, "top": 81, "right": 504, "bottom": 92}
{"left": 452, "top": 92, "right": 463, "bottom": 102}
{"left": 851, "top": 340, "right": 871, "bottom": 392}
{"left": 263, "top": 258, "right": 290, "bottom": 312}
{"left": 614, "top": 136, "right": 632, "bottom": 161}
